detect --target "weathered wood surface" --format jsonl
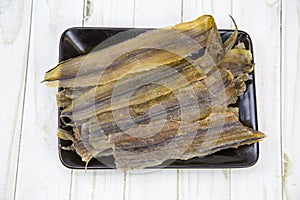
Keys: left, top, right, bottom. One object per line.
{"left": 1, "top": 0, "right": 298, "bottom": 199}
{"left": 230, "top": 1, "right": 282, "bottom": 200}
{"left": 282, "top": 0, "right": 300, "bottom": 199}
{"left": 11, "top": 1, "right": 82, "bottom": 199}
{"left": 0, "top": 0, "right": 32, "bottom": 199}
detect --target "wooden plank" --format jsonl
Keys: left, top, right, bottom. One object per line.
{"left": 122, "top": 0, "right": 181, "bottom": 199}
{"left": 14, "top": 0, "right": 83, "bottom": 199}
{"left": 230, "top": 0, "right": 282, "bottom": 199}
{"left": 282, "top": 0, "right": 300, "bottom": 199}
{"left": 179, "top": 1, "right": 232, "bottom": 200}
{"left": 83, "top": 0, "right": 135, "bottom": 27}
{"left": 182, "top": 0, "right": 233, "bottom": 28}
{"left": 178, "top": 169, "right": 230, "bottom": 200}
{"left": 71, "top": 170, "right": 125, "bottom": 200}
{"left": 124, "top": 170, "right": 177, "bottom": 200}
{"left": 0, "top": 0, "right": 32, "bottom": 199}
{"left": 134, "top": 0, "right": 182, "bottom": 27}
{"left": 69, "top": 1, "right": 133, "bottom": 200}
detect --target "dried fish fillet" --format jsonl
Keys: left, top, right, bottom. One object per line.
{"left": 63, "top": 44, "right": 250, "bottom": 119}
{"left": 86, "top": 69, "right": 238, "bottom": 140}
{"left": 62, "top": 61, "right": 206, "bottom": 122}
{"left": 43, "top": 15, "right": 237, "bottom": 87}
{"left": 45, "top": 15, "right": 266, "bottom": 170}
{"left": 57, "top": 125, "right": 112, "bottom": 164}
{"left": 60, "top": 30, "right": 239, "bottom": 122}
{"left": 56, "top": 87, "right": 94, "bottom": 108}
{"left": 217, "top": 43, "right": 253, "bottom": 77}
{"left": 43, "top": 15, "right": 215, "bottom": 87}
{"left": 61, "top": 58, "right": 197, "bottom": 115}
{"left": 113, "top": 109, "right": 266, "bottom": 170}
{"left": 56, "top": 90, "right": 72, "bottom": 108}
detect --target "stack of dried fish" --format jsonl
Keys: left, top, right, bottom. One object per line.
{"left": 43, "top": 15, "right": 266, "bottom": 170}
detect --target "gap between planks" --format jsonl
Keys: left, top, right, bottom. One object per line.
{"left": 279, "top": 0, "right": 284, "bottom": 200}
{"left": 12, "top": 0, "right": 34, "bottom": 199}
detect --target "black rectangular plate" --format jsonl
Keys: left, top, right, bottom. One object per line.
{"left": 58, "top": 27, "right": 259, "bottom": 169}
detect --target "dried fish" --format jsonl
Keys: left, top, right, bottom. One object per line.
{"left": 43, "top": 15, "right": 215, "bottom": 87}
{"left": 60, "top": 33, "right": 240, "bottom": 123}
{"left": 62, "top": 60, "right": 206, "bottom": 122}
{"left": 86, "top": 69, "right": 238, "bottom": 140}
{"left": 45, "top": 15, "right": 266, "bottom": 170}
{"left": 43, "top": 15, "right": 237, "bottom": 87}
{"left": 217, "top": 43, "right": 253, "bottom": 77}
{"left": 56, "top": 89, "right": 72, "bottom": 108}
{"left": 56, "top": 87, "right": 94, "bottom": 108}
{"left": 113, "top": 109, "right": 266, "bottom": 170}
{"left": 57, "top": 125, "right": 112, "bottom": 165}
{"left": 61, "top": 58, "right": 195, "bottom": 114}
{"left": 57, "top": 129, "right": 93, "bottom": 164}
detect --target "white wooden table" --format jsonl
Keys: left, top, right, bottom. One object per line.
{"left": 0, "top": 0, "right": 299, "bottom": 199}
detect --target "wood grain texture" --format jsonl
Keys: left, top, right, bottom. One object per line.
{"left": 0, "top": 0, "right": 32, "bottom": 199}
{"left": 179, "top": 1, "right": 232, "bottom": 199}
{"left": 182, "top": 0, "right": 233, "bottom": 28}
{"left": 230, "top": 0, "right": 282, "bottom": 200}
{"left": 124, "top": 170, "right": 177, "bottom": 200}
{"left": 134, "top": 0, "right": 182, "bottom": 27}
{"left": 121, "top": 0, "right": 182, "bottom": 200}
{"left": 122, "top": 1, "right": 181, "bottom": 199}
{"left": 178, "top": 169, "right": 230, "bottom": 200}
{"left": 69, "top": 1, "right": 132, "bottom": 200}
{"left": 84, "top": 0, "right": 135, "bottom": 27}
{"left": 13, "top": 0, "right": 83, "bottom": 199}
{"left": 71, "top": 170, "right": 124, "bottom": 200}
{"left": 282, "top": 0, "right": 300, "bottom": 199}
{"left": 78, "top": 0, "right": 180, "bottom": 199}
{"left": 2, "top": 0, "right": 296, "bottom": 199}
